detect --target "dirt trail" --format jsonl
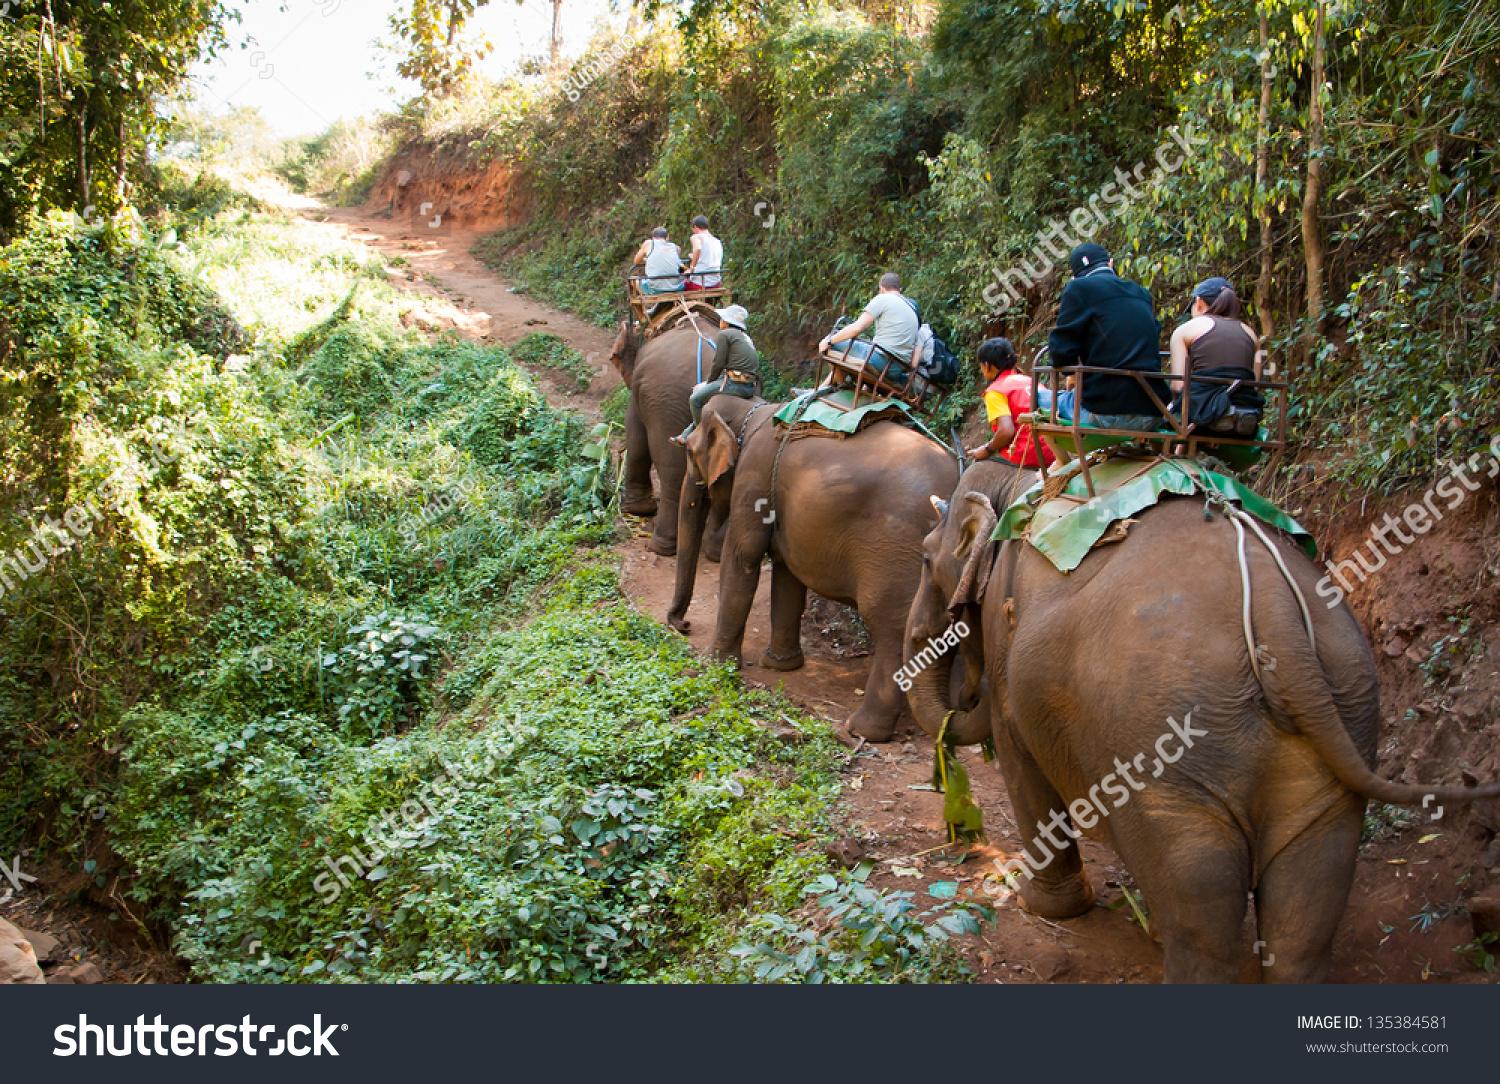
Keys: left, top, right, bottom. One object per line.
{"left": 287, "top": 199, "right": 1487, "bottom": 985}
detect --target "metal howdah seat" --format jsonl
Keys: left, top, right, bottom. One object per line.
{"left": 1024, "top": 346, "right": 1288, "bottom": 496}
{"left": 626, "top": 271, "right": 731, "bottom": 339}
{"left": 814, "top": 335, "right": 945, "bottom": 415}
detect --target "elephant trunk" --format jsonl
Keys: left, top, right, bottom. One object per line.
{"left": 902, "top": 572, "right": 991, "bottom": 744}
{"left": 609, "top": 320, "right": 638, "bottom": 389}
{"left": 667, "top": 472, "right": 711, "bottom": 632}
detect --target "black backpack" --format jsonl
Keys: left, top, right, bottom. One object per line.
{"left": 902, "top": 296, "right": 959, "bottom": 386}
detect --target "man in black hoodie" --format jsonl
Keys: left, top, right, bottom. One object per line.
{"left": 1037, "top": 243, "right": 1167, "bottom": 430}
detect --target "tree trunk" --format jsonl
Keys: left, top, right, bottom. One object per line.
{"left": 1255, "top": 5, "right": 1275, "bottom": 347}
{"left": 1300, "top": 1, "right": 1327, "bottom": 355}
{"left": 76, "top": 103, "right": 89, "bottom": 210}
{"left": 550, "top": 0, "right": 562, "bottom": 65}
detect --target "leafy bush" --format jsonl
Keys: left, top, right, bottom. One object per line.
{"left": 730, "top": 873, "right": 991, "bottom": 983}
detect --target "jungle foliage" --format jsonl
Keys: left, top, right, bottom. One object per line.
{"left": 456, "top": 0, "right": 1500, "bottom": 490}
{"left": 0, "top": 203, "right": 857, "bottom": 982}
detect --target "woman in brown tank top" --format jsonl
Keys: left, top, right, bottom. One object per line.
{"left": 1167, "top": 277, "right": 1265, "bottom": 436}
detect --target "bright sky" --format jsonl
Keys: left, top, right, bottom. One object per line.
{"left": 193, "top": 0, "right": 627, "bottom": 136}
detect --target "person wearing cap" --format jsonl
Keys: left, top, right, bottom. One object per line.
{"left": 674, "top": 304, "right": 759, "bottom": 445}
{"left": 1168, "top": 277, "right": 1264, "bottom": 437}
{"left": 817, "top": 272, "right": 919, "bottom": 382}
{"left": 967, "top": 337, "right": 1055, "bottom": 469}
{"left": 1036, "top": 243, "right": 1166, "bottom": 430}
{"left": 632, "top": 226, "right": 684, "bottom": 295}
{"left": 682, "top": 215, "right": 724, "bottom": 291}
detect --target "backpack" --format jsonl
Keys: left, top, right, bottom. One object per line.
{"left": 903, "top": 297, "right": 959, "bottom": 386}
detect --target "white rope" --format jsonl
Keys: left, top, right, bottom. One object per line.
{"left": 1229, "top": 511, "right": 1262, "bottom": 684}
{"left": 1218, "top": 497, "right": 1317, "bottom": 687}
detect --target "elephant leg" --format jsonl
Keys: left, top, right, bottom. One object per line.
{"left": 1124, "top": 818, "right": 1250, "bottom": 983}
{"left": 761, "top": 560, "right": 806, "bottom": 671}
{"left": 847, "top": 585, "right": 912, "bottom": 742}
{"left": 991, "top": 716, "right": 1096, "bottom": 919}
{"left": 711, "top": 516, "right": 773, "bottom": 666}
{"left": 620, "top": 395, "right": 657, "bottom": 517}
{"left": 704, "top": 501, "right": 727, "bottom": 564}
{"left": 643, "top": 424, "right": 684, "bottom": 557}
{"left": 1252, "top": 796, "right": 1363, "bottom": 984}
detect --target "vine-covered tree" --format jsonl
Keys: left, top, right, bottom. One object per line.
{"left": 0, "top": 0, "right": 234, "bottom": 237}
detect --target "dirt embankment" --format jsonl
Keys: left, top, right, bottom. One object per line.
{"left": 1297, "top": 461, "right": 1500, "bottom": 889}
{"left": 364, "top": 142, "right": 529, "bottom": 236}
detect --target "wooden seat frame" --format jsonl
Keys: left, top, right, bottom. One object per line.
{"left": 1027, "top": 346, "right": 1288, "bottom": 497}
{"left": 812, "top": 338, "right": 948, "bottom": 418}
{"left": 627, "top": 271, "right": 732, "bottom": 339}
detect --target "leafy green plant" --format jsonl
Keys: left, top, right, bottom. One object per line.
{"left": 322, "top": 613, "right": 448, "bottom": 738}
{"left": 1454, "top": 932, "right": 1497, "bottom": 974}
{"left": 730, "top": 873, "right": 991, "bottom": 983}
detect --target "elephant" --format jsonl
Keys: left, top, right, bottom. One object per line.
{"left": 905, "top": 458, "right": 1500, "bottom": 983}
{"left": 670, "top": 391, "right": 959, "bottom": 740}
{"left": 608, "top": 320, "right": 726, "bottom": 557}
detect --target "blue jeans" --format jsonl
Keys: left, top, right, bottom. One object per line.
{"left": 681, "top": 376, "right": 757, "bottom": 437}
{"left": 641, "top": 279, "right": 683, "bottom": 295}
{"left": 1033, "top": 388, "right": 1161, "bottom": 431}
{"left": 830, "top": 339, "right": 910, "bottom": 383}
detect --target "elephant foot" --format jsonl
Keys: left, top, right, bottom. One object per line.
{"left": 759, "top": 649, "right": 804, "bottom": 672}
{"left": 1016, "top": 875, "right": 1096, "bottom": 921}
{"left": 704, "top": 542, "right": 722, "bottom": 565}
{"left": 621, "top": 492, "right": 657, "bottom": 517}
{"left": 845, "top": 706, "right": 898, "bottom": 743}
{"left": 668, "top": 612, "right": 690, "bottom": 634}
{"left": 645, "top": 535, "right": 677, "bottom": 557}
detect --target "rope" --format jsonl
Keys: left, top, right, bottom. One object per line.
{"left": 1210, "top": 491, "right": 1317, "bottom": 686}
{"left": 737, "top": 401, "right": 771, "bottom": 447}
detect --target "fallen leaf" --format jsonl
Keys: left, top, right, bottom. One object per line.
{"left": 1418, "top": 833, "right": 1443, "bottom": 844}
{"left": 891, "top": 866, "right": 922, "bottom": 878}
{"left": 846, "top": 776, "right": 864, "bottom": 791}
{"left": 928, "top": 881, "right": 959, "bottom": 898}
{"left": 1387, "top": 858, "right": 1407, "bottom": 865}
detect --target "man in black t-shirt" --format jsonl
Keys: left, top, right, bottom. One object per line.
{"left": 1037, "top": 244, "right": 1167, "bottom": 430}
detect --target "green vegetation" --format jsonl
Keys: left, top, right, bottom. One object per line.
{"left": 0, "top": 197, "right": 886, "bottom": 982}
{"left": 443, "top": 0, "right": 1500, "bottom": 491}
{"left": 510, "top": 331, "right": 595, "bottom": 391}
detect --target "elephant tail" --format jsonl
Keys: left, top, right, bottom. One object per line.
{"left": 1262, "top": 615, "right": 1500, "bottom": 808}
{"left": 1222, "top": 500, "right": 1500, "bottom": 807}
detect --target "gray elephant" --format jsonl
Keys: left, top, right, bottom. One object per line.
{"left": 906, "top": 458, "right": 1500, "bottom": 982}
{"left": 671, "top": 392, "right": 959, "bottom": 740}
{"left": 608, "top": 320, "right": 726, "bottom": 557}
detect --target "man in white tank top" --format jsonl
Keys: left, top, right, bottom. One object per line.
{"left": 632, "top": 227, "right": 683, "bottom": 294}
{"left": 683, "top": 215, "right": 724, "bottom": 290}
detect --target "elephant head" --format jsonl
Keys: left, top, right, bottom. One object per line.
{"left": 903, "top": 460, "right": 1027, "bottom": 745}
{"left": 668, "top": 408, "right": 753, "bottom": 633}
{"left": 609, "top": 320, "right": 639, "bottom": 390}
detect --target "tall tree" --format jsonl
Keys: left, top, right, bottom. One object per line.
{"left": 1300, "top": 0, "right": 1327, "bottom": 354}
{"left": 390, "top": 0, "right": 494, "bottom": 97}
{"left": 1255, "top": 2, "right": 1275, "bottom": 346}
{"left": 0, "top": 0, "right": 233, "bottom": 235}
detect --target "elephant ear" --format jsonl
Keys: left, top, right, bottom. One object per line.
{"left": 948, "top": 491, "right": 999, "bottom": 614}
{"left": 685, "top": 412, "right": 739, "bottom": 488}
